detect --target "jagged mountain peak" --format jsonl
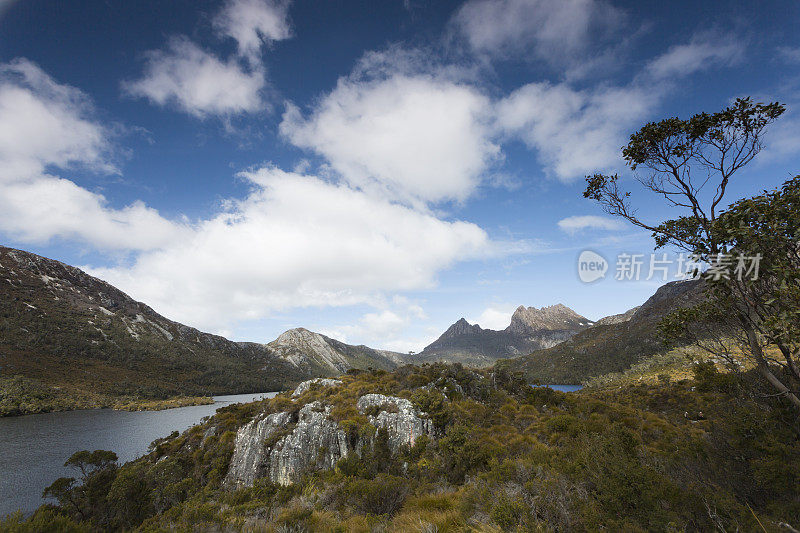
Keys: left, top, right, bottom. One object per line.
{"left": 506, "top": 303, "right": 590, "bottom": 335}
{"left": 440, "top": 318, "right": 483, "bottom": 339}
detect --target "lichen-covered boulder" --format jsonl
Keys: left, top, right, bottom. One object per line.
{"left": 225, "top": 411, "right": 292, "bottom": 488}
{"left": 356, "top": 394, "right": 435, "bottom": 451}
{"left": 225, "top": 393, "right": 436, "bottom": 488}
{"left": 268, "top": 401, "right": 349, "bottom": 485}
{"left": 291, "top": 378, "right": 343, "bottom": 398}
{"left": 225, "top": 401, "right": 349, "bottom": 488}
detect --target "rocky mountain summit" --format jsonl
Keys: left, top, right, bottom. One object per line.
{"left": 410, "top": 303, "right": 592, "bottom": 367}
{"left": 265, "top": 328, "right": 399, "bottom": 376}
{"left": 506, "top": 304, "right": 591, "bottom": 335}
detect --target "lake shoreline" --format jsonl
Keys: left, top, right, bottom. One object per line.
{"left": 0, "top": 384, "right": 282, "bottom": 418}
{"left": 0, "top": 392, "right": 282, "bottom": 516}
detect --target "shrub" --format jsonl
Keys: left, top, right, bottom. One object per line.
{"left": 437, "top": 424, "right": 492, "bottom": 483}
{"left": 342, "top": 474, "right": 410, "bottom": 516}
{"left": 490, "top": 494, "right": 526, "bottom": 530}
{"left": 693, "top": 361, "right": 737, "bottom": 393}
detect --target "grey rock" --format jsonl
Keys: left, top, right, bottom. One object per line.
{"left": 268, "top": 402, "right": 349, "bottom": 485}
{"left": 291, "top": 378, "right": 342, "bottom": 398}
{"left": 225, "top": 402, "right": 349, "bottom": 488}
{"left": 225, "top": 395, "right": 436, "bottom": 488}
{"left": 225, "top": 411, "right": 293, "bottom": 488}
{"left": 356, "top": 394, "right": 435, "bottom": 450}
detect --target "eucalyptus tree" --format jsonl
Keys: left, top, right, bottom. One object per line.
{"left": 584, "top": 98, "right": 800, "bottom": 413}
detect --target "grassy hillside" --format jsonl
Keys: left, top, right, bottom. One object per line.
{"left": 8, "top": 363, "right": 799, "bottom": 531}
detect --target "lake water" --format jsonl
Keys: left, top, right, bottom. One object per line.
{"left": 0, "top": 392, "right": 279, "bottom": 517}
{"left": 533, "top": 384, "right": 583, "bottom": 392}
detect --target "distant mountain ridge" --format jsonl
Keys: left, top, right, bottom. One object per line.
{"left": 0, "top": 245, "right": 398, "bottom": 412}
{"left": 409, "top": 303, "right": 593, "bottom": 367}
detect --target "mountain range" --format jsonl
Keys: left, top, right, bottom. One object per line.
{"left": 500, "top": 279, "right": 704, "bottom": 384}
{"left": 408, "top": 304, "right": 593, "bottom": 367}
{"left": 1, "top": 244, "right": 704, "bottom": 414}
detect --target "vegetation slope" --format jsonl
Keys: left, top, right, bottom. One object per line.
{"left": 6, "top": 363, "right": 798, "bottom": 532}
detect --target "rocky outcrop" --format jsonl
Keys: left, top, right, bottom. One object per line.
{"left": 225, "top": 411, "right": 294, "bottom": 487}
{"left": 595, "top": 306, "right": 640, "bottom": 326}
{"left": 268, "top": 402, "right": 349, "bottom": 486}
{"left": 356, "top": 394, "right": 435, "bottom": 450}
{"left": 291, "top": 378, "right": 342, "bottom": 398}
{"left": 225, "top": 394, "right": 435, "bottom": 488}
{"left": 226, "top": 401, "right": 349, "bottom": 488}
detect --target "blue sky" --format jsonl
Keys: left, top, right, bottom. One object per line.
{"left": 1, "top": 0, "right": 799, "bottom": 351}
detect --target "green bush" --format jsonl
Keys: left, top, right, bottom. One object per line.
{"left": 342, "top": 474, "right": 409, "bottom": 516}
{"left": 693, "top": 361, "right": 738, "bottom": 392}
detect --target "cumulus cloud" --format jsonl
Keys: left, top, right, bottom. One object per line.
{"left": 123, "top": 37, "right": 266, "bottom": 118}
{"left": 124, "top": 0, "right": 293, "bottom": 118}
{"left": 0, "top": 177, "right": 187, "bottom": 250}
{"left": 280, "top": 62, "right": 500, "bottom": 205}
{"left": 90, "top": 166, "right": 500, "bottom": 331}
{"left": 0, "top": 59, "right": 116, "bottom": 178}
{"left": 0, "top": 59, "right": 524, "bottom": 336}
{"left": 0, "top": 59, "right": 186, "bottom": 250}
{"left": 557, "top": 215, "right": 625, "bottom": 234}
{"left": 450, "top": 0, "right": 626, "bottom": 71}
{"left": 214, "top": 0, "right": 292, "bottom": 63}
{"left": 496, "top": 82, "right": 656, "bottom": 181}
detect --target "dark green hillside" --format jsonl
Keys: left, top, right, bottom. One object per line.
{"left": 0, "top": 246, "right": 307, "bottom": 415}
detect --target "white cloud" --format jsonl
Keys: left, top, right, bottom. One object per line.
{"left": 0, "top": 59, "right": 115, "bottom": 179}
{"left": 214, "top": 0, "right": 292, "bottom": 63}
{"left": 90, "top": 166, "right": 502, "bottom": 331}
{"left": 469, "top": 305, "right": 515, "bottom": 330}
{"left": 0, "top": 177, "right": 187, "bottom": 250}
{"left": 450, "top": 0, "right": 625, "bottom": 70}
{"left": 645, "top": 34, "right": 743, "bottom": 80}
{"left": 495, "top": 33, "right": 743, "bottom": 182}
{"left": 496, "top": 81, "right": 656, "bottom": 181}
{"left": 0, "top": 59, "right": 186, "bottom": 251}
{"left": 123, "top": 37, "right": 266, "bottom": 118}
{"left": 0, "top": 60, "right": 527, "bottom": 336}
{"left": 280, "top": 71, "right": 500, "bottom": 205}
{"left": 557, "top": 215, "right": 625, "bottom": 234}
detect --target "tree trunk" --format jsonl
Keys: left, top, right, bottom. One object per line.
{"left": 747, "top": 327, "right": 800, "bottom": 412}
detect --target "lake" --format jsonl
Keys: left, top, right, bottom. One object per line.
{"left": 533, "top": 384, "right": 583, "bottom": 392}
{"left": 0, "top": 392, "right": 279, "bottom": 517}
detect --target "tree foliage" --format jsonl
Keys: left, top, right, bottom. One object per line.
{"left": 583, "top": 97, "right": 800, "bottom": 414}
